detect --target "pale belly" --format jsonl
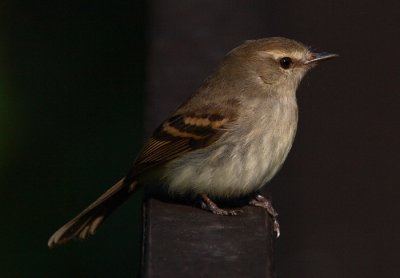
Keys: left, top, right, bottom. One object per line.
{"left": 163, "top": 118, "right": 297, "bottom": 198}
{"left": 159, "top": 95, "right": 299, "bottom": 198}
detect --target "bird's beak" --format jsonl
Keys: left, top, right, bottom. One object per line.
{"left": 304, "top": 52, "right": 338, "bottom": 65}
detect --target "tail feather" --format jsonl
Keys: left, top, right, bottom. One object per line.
{"left": 48, "top": 178, "right": 137, "bottom": 248}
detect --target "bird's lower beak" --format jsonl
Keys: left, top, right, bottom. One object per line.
{"left": 304, "top": 52, "right": 338, "bottom": 65}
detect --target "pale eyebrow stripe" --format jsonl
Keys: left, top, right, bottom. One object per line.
{"left": 257, "top": 50, "right": 307, "bottom": 61}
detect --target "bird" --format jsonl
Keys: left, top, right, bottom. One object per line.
{"left": 48, "top": 37, "right": 337, "bottom": 247}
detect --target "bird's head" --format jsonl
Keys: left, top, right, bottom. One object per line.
{"left": 219, "top": 37, "right": 337, "bottom": 95}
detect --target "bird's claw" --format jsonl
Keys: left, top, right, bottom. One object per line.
{"left": 200, "top": 194, "right": 243, "bottom": 216}
{"left": 249, "top": 193, "right": 280, "bottom": 238}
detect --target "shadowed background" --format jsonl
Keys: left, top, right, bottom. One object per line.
{"left": 1, "top": 1, "right": 146, "bottom": 277}
{"left": 1, "top": 0, "right": 399, "bottom": 277}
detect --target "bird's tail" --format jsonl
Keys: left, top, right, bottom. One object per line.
{"left": 48, "top": 178, "right": 137, "bottom": 248}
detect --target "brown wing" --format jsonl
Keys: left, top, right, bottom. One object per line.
{"left": 127, "top": 112, "right": 235, "bottom": 178}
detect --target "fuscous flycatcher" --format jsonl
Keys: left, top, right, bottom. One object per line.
{"left": 48, "top": 37, "right": 337, "bottom": 247}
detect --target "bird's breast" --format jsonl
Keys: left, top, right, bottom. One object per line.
{"left": 231, "top": 97, "right": 298, "bottom": 193}
{"left": 164, "top": 97, "right": 298, "bottom": 198}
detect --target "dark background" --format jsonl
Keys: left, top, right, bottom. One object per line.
{"left": 1, "top": 1, "right": 145, "bottom": 277}
{"left": 1, "top": 0, "right": 399, "bottom": 277}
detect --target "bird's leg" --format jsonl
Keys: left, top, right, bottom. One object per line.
{"left": 200, "top": 194, "right": 242, "bottom": 216}
{"left": 249, "top": 193, "right": 280, "bottom": 238}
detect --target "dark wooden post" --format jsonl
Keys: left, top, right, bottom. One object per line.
{"left": 143, "top": 1, "right": 276, "bottom": 277}
{"left": 142, "top": 198, "right": 275, "bottom": 277}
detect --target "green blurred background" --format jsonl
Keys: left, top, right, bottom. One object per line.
{"left": 0, "top": 1, "right": 146, "bottom": 276}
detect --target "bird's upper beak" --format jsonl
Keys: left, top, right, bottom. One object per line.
{"left": 304, "top": 52, "right": 338, "bottom": 65}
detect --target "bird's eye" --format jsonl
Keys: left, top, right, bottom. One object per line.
{"left": 279, "top": 57, "right": 293, "bottom": 69}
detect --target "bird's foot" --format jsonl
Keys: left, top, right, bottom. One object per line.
{"left": 200, "top": 194, "right": 242, "bottom": 216}
{"left": 249, "top": 193, "right": 280, "bottom": 238}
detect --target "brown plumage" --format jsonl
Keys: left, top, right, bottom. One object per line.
{"left": 48, "top": 109, "right": 235, "bottom": 247}
{"left": 48, "top": 37, "right": 337, "bottom": 247}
